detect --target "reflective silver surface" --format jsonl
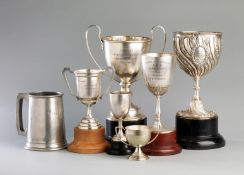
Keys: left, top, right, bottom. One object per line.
{"left": 109, "top": 91, "right": 131, "bottom": 142}
{"left": 125, "top": 125, "right": 151, "bottom": 161}
{"left": 141, "top": 53, "right": 176, "bottom": 132}
{"left": 16, "top": 92, "right": 67, "bottom": 151}
{"left": 62, "top": 67, "right": 113, "bottom": 129}
{"left": 86, "top": 24, "right": 166, "bottom": 121}
{"left": 174, "top": 31, "right": 222, "bottom": 119}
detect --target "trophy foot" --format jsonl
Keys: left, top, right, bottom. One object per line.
{"left": 128, "top": 147, "right": 149, "bottom": 161}
{"left": 106, "top": 117, "right": 147, "bottom": 140}
{"left": 176, "top": 115, "right": 225, "bottom": 150}
{"left": 67, "top": 127, "right": 109, "bottom": 154}
{"left": 142, "top": 130, "right": 182, "bottom": 156}
{"left": 106, "top": 140, "right": 134, "bottom": 155}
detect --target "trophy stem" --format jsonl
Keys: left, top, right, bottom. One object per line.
{"left": 193, "top": 76, "right": 200, "bottom": 100}
{"left": 120, "top": 81, "right": 131, "bottom": 93}
{"left": 129, "top": 146, "right": 149, "bottom": 161}
{"left": 86, "top": 104, "right": 92, "bottom": 119}
{"left": 152, "top": 96, "right": 162, "bottom": 130}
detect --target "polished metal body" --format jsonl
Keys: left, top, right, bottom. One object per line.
{"left": 109, "top": 91, "right": 131, "bottom": 142}
{"left": 62, "top": 68, "right": 113, "bottom": 129}
{"left": 16, "top": 92, "right": 67, "bottom": 151}
{"left": 85, "top": 24, "right": 166, "bottom": 122}
{"left": 125, "top": 125, "right": 151, "bottom": 160}
{"left": 173, "top": 31, "right": 222, "bottom": 119}
{"left": 141, "top": 53, "right": 176, "bottom": 132}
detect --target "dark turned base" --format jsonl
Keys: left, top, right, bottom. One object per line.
{"left": 142, "top": 130, "right": 182, "bottom": 156}
{"left": 106, "top": 140, "right": 134, "bottom": 155}
{"left": 106, "top": 117, "right": 147, "bottom": 140}
{"left": 176, "top": 115, "right": 225, "bottom": 150}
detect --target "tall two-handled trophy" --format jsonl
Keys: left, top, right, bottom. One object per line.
{"left": 173, "top": 31, "right": 225, "bottom": 149}
{"left": 85, "top": 25, "right": 167, "bottom": 143}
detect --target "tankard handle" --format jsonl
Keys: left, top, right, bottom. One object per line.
{"left": 150, "top": 25, "right": 167, "bottom": 53}
{"left": 100, "top": 66, "right": 115, "bottom": 99}
{"left": 85, "top": 24, "right": 103, "bottom": 70}
{"left": 16, "top": 93, "right": 27, "bottom": 136}
{"left": 62, "top": 67, "right": 79, "bottom": 100}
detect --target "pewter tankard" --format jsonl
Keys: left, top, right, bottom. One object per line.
{"left": 16, "top": 91, "right": 67, "bottom": 151}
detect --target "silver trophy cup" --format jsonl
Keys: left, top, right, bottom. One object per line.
{"left": 62, "top": 67, "right": 113, "bottom": 129}
{"left": 85, "top": 24, "right": 166, "bottom": 122}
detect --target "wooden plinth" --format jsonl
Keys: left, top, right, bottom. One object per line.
{"left": 142, "top": 130, "right": 182, "bottom": 156}
{"left": 68, "top": 127, "right": 109, "bottom": 154}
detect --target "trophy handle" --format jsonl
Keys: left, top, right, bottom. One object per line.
{"left": 115, "top": 126, "right": 131, "bottom": 146}
{"left": 62, "top": 67, "right": 78, "bottom": 100}
{"left": 85, "top": 24, "right": 103, "bottom": 70}
{"left": 150, "top": 25, "right": 167, "bottom": 53}
{"left": 100, "top": 66, "right": 115, "bottom": 99}
{"left": 16, "top": 93, "right": 28, "bottom": 136}
{"left": 146, "top": 129, "right": 160, "bottom": 145}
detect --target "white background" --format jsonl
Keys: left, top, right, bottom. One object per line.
{"left": 0, "top": 0, "right": 243, "bottom": 174}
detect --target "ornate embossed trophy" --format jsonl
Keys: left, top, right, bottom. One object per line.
{"left": 85, "top": 24, "right": 166, "bottom": 140}
{"left": 62, "top": 67, "right": 113, "bottom": 153}
{"left": 106, "top": 91, "right": 134, "bottom": 155}
{"left": 173, "top": 31, "right": 225, "bottom": 149}
{"left": 141, "top": 51, "right": 182, "bottom": 155}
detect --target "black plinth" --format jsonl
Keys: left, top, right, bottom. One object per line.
{"left": 106, "top": 118, "right": 147, "bottom": 140}
{"left": 176, "top": 115, "right": 225, "bottom": 150}
{"left": 106, "top": 140, "right": 134, "bottom": 155}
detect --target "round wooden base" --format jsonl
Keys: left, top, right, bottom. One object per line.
{"left": 106, "top": 140, "right": 134, "bottom": 155}
{"left": 106, "top": 117, "right": 147, "bottom": 140}
{"left": 68, "top": 127, "right": 109, "bottom": 154}
{"left": 142, "top": 130, "right": 182, "bottom": 156}
{"left": 176, "top": 115, "right": 225, "bottom": 150}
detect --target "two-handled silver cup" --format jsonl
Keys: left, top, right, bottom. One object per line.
{"left": 62, "top": 67, "right": 113, "bottom": 129}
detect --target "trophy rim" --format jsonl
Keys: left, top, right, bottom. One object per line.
{"left": 173, "top": 31, "right": 222, "bottom": 36}
{"left": 101, "top": 35, "right": 152, "bottom": 43}
{"left": 74, "top": 68, "right": 104, "bottom": 75}
{"left": 125, "top": 125, "right": 150, "bottom": 131}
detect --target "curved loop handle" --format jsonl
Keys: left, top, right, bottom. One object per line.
{"left": 16, "top": 93, "right": 27, "bottom": 136}
{"left": 85, "top": 24, "right": 103, "bottom": 70}
{"left": 62, "top": 67, "right": 78, "bottom": 100}
{"left": 146, "top": 126, "right": 160, "bottom": 145}
{"left": 100, "top": 66, "right": 115, "bottom": 99}
{"left": 150, "top": 25, "right": 167, "bottom": 53}
{"left": 115, "top": 126, "right": 131, "bottom": 146}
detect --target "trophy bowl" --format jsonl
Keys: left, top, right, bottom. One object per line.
{"left": 173, "top": 31, "right": 225, "bottom": 150}
{"left": 125, "top": 125, "right": 151, "bottom": 161}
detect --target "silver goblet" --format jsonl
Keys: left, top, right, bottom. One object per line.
{"left": 173, "top": 31, "right": 222, "bottom": 119}
{"left": 109, "top": 91, "right": 131, "bottom": 142}
{"left": 141, "top": 53, "right": 176, "bottom": 132}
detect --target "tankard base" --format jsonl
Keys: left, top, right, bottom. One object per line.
{"left": 176, "top": 115, "right": 225, "bottom": 150}
{"left": 68, "top": 127, "right": 109, "bottom": 154}
{"left": 105, "top": 117, "right": 147, "bottom": 140}
{"left": 142, "top": 130, "right": 182, "bottom": 156}
{"left": 24, "top": 142, "right": 67, "bottom": 151}
{"left": 106, "top": 140, "right": 134, "bottom": 155}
